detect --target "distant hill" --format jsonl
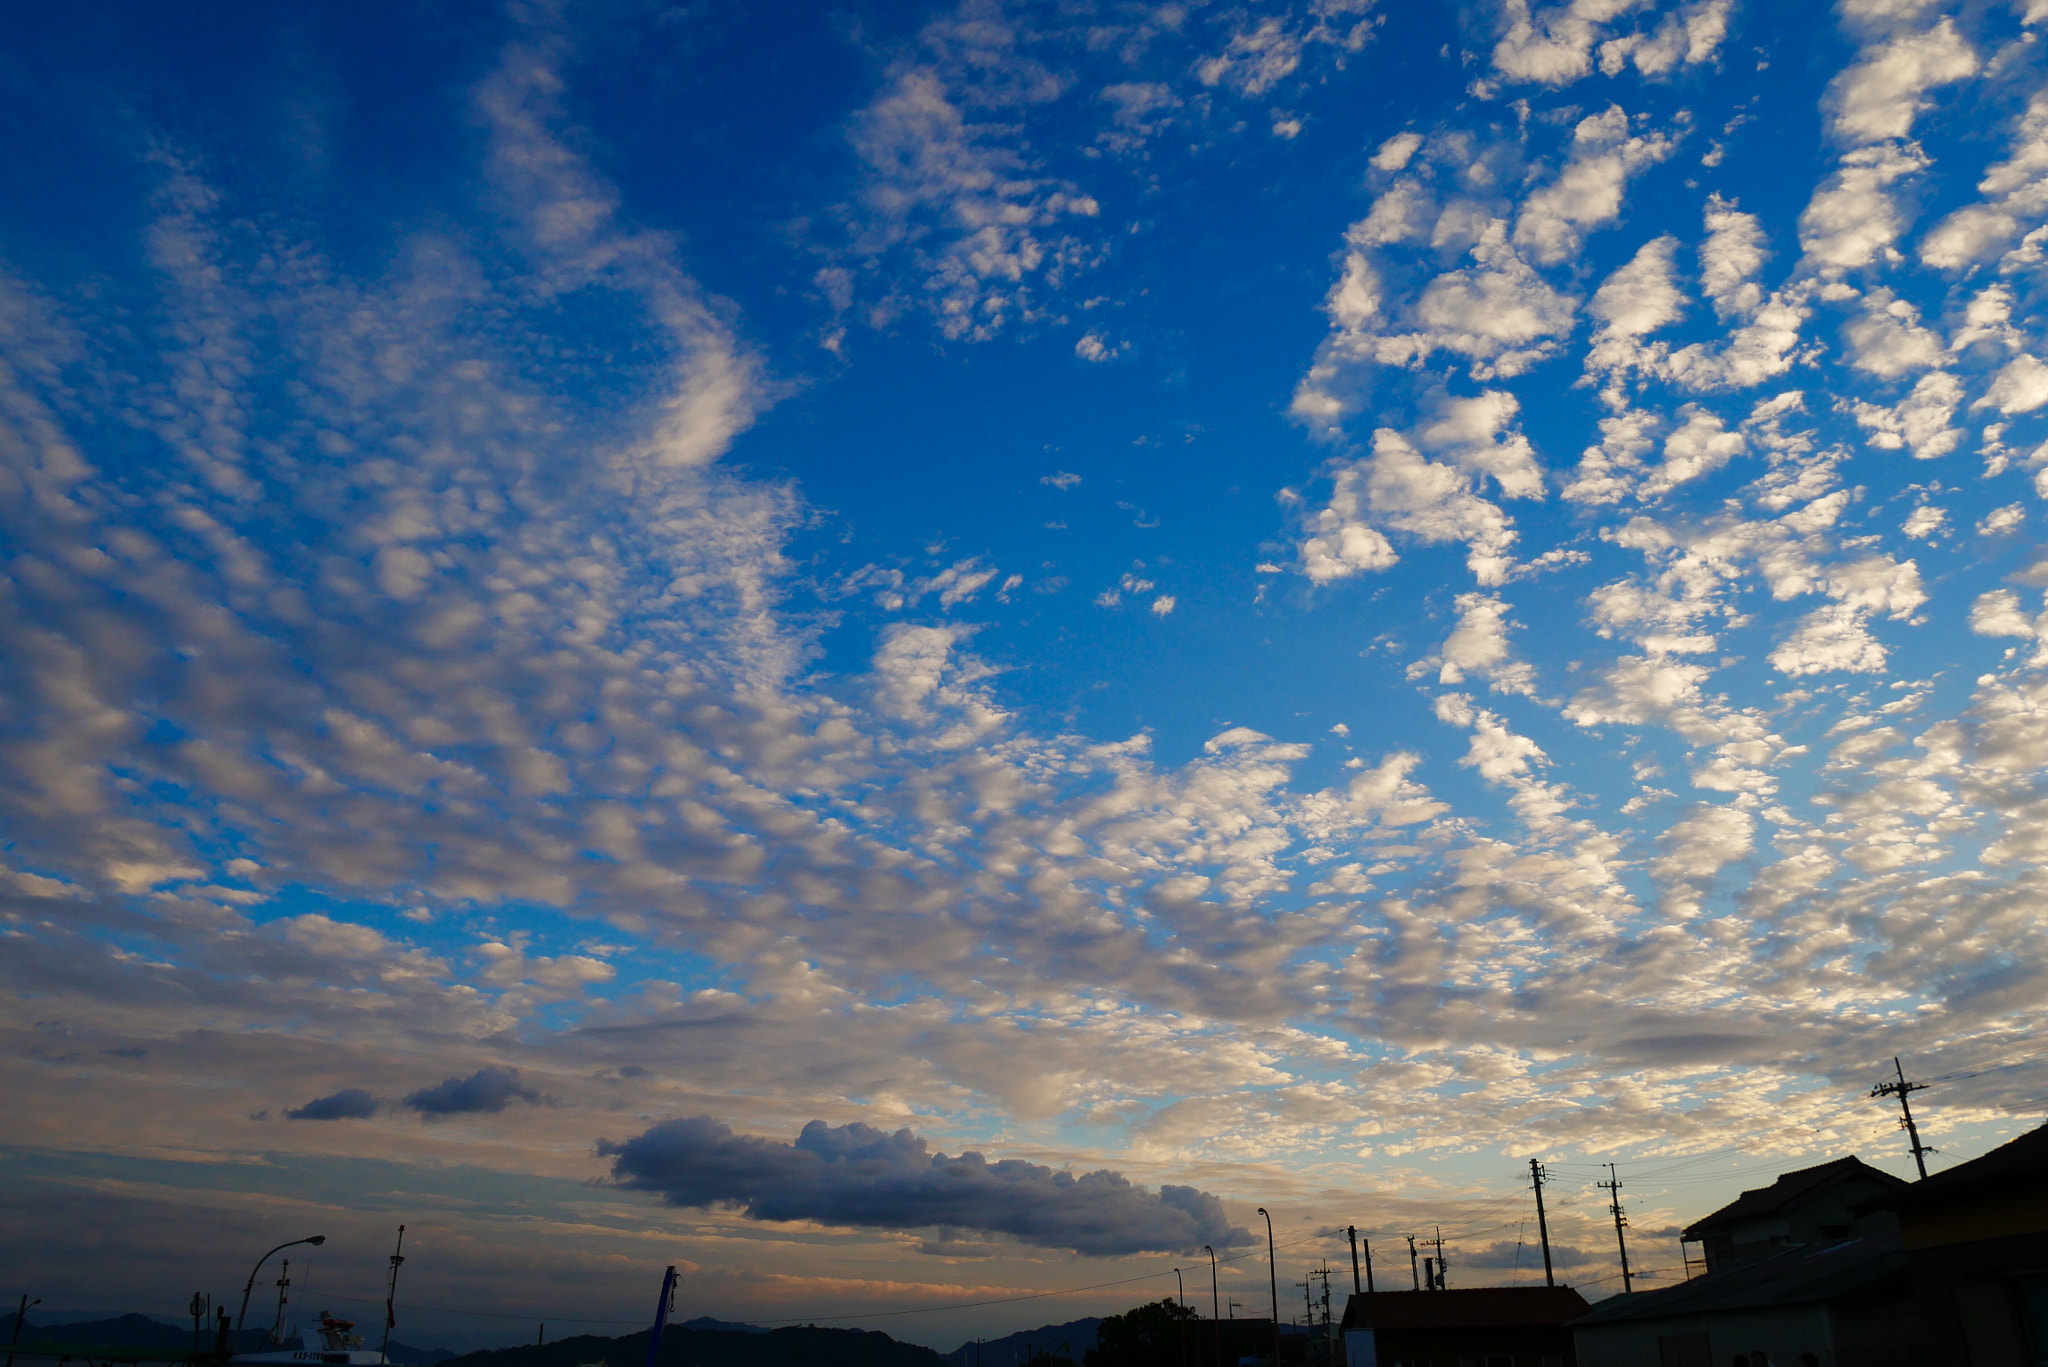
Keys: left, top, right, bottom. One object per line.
{"left": 941, "top": 1317, "right": 1102, "bottom": 1367}
{"left": 441, "top": 1324, "right": 942, "bottom": 1367}
{"left": 676, "top": 1317, "right": 766, "bottom": 1335}
{"left": 0, "top": 1313, "right": 450, "bottom": 1365}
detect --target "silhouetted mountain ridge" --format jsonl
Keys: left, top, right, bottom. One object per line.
{"left": 940, "top": 1317, "right": 1102, "bottom": 1366}
{"left": 440, "top": 1324, "right": 941, "bottom": 1367}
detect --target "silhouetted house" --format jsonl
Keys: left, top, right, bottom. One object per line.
{"left": 1339, "top": 1286, "right": 1590, "bottom": 1367}
{"left": 1894, "top": 1120, "right": 2048, "bottom": 1366}
{"left": 1569, "top": 1233, "right": 1920, "bottom": 1367}
{"left": 1681, "top": 1156, "right": 1910, "bottom": 1273}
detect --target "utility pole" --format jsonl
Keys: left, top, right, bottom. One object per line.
{"left": 1363, "top": 1238, "right": 1374, "bottom": 1293}
{"left": 1872, "top": 1057, "right": 1936, "bottom": 1179}
{"left": 1431, "top": 1228, "right": 1446, "bottom": 1289}
{"left": 1530, "top": 1159, "right": 1556, "bottom": 1288}
{"left": 270, "top": 1260, "right": 292, "bottom": 1348}
{"left": 1406, "top": 1236, "right": 1419, "bottom": 1291}
{"left": 1599, "top": 1165, "right": 1633, "bottom": 1294}
{"left": 1347, "top": 1227, "right": 1361, "bottom": 1294}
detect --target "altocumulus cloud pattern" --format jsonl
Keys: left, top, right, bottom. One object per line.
{"left": 602, "top": 1118, "right": 1252, "bottom": 1256}
{"left": 3, "top": 0, "right": 2048, "bottom": 1335}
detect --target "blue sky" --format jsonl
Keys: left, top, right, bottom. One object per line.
{"left": 5, "top": 0, "right": 2048, "bottom": 1350}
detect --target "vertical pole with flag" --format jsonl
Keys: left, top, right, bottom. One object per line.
{"left": 641, "top": 1267, "right": 677, "bottom": 1367}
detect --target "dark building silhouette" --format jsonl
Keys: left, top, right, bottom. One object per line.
{"left": 1681, "top": 1156, "right": 1910, "bottom": 1274}
{"left": 1894, "top": 1121, "right": 2048, "bottom": 1367}
{"left": 1339, "top": 1286, "right": 1590, "bottom": 1367}
{"left": 1569, "top": 1233, "right": 1917, "bottom": 1367}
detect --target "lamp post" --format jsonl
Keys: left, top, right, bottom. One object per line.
{"left": 8, "top": 1296, "right": 41, "bottom": 1367}
{"left": 1203, "top": 1245, "right": 1219, "bottom": 1367}
{"left": 1257, "top": 1209, "right": 1278, "bottom": 1367}
{"left": 237, "top": 1238, "right": 327, "bottom": 1340}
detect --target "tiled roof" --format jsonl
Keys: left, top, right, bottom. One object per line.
{"left": 1682, "top": 1156, "right": 1908, "bottom": 1238}
{"left": 1569, "top": 1235, "right": 1906, "bottom": 1326}
{"left": 1340, "top": 1287, "right": 1591, "bottom": 1331}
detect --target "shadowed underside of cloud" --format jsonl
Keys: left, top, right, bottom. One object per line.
{"left": 284, "top": 1088, "right": 378, "bottom": 1121}
{"left": 403, "top": 1067, "right": 541, "bottom": 1116}
{"left": 600, "top": 1116, "right": 1253, "bottom": 1256}
{"left": 1460, "top": 1240, "right": 1597, "bottom": 1270}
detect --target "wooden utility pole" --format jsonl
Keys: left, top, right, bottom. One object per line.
{"left": 1530, "top": 1159, "right": 1556, "bottom": 1287}
{"left": 1872, "top": 1057, "right": 1936, "bottom": 1178}
{"left": 1348, "top": 1227, "right": 1361, "bottom": 1294}
{"left": 1599, "top": 1165, "right": 1633, "bottom": 1294}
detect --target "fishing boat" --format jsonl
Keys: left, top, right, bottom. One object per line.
{"left": 231, "top": 1312, "right": 389, "bottom": 1367}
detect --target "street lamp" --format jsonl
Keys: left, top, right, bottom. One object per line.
{"left": 237, "top": 1238, "right": 327, "bottom": 1340}
{"left": 1257, "top": 1209, "right": 1278, "bottom": 1367}
{"left": 8, "top": 1296, "right": 41, "bottom": 1367}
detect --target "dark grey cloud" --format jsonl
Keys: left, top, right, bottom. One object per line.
{"left": 1458, "top": 1240, "right": 1596, "bottom": 1271}
{"left": 403, "top": 1067, "right": 541, "bottom": 1116}
{"left": 284, "top": 1089, "right": 378, "bottom": 1121}
{"left": 600, "top": 1117, "right": 1252, "bottom": 1256}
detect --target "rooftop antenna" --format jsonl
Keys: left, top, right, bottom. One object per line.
{"left": 379, "top": 1225, "right": 407, "bottom": 1364}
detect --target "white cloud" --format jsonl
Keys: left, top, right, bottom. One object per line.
{"left": 1416, "top": 389, "right": 1547, "bottom": 500}
{"left": 1980, "top": 503, "right": 2027, "bottom": 535}
{"left": 1597, "top": 0, "right": 1733, "bottom": 77}
{"left": 1841, "top": 291, "right": 1943, "bottom": 378}
{"left": 1150, "top": 595, "right": 1177, "bottom": 616}
{"left": 1371, "top": 132, "right": 1423, "bottom": 171}
{"left": 1769, "top": 603, "right": 1890, "bottom": 675}
{"left": 1513, "top": 106, "right": 1676, "bottom": 267}
{"left": 1977, "top": 355, "right": 2048, "bottom": 415}
{"left": 1075, "top": 331, "right": 1123, "bottom": 362}
{"left": 1644, "top": 407, "right": 1744, "bottom": 497}
{"left": 1584, "top": 235, "right": 1685, "bottom": 393}
{"left": 1848, "top": 370, "right": 1962, "bottom": 458}
{"left": 1437, "top": 592, "right": 1539, "bottom": 695}
{"left": 1698, "top": 195, "right": 1767, "bottom": 317}
{"left": 1490, "top": 0, "right": 1730, "bottom": 87}
{"left": 1650, "top": 802, "right": 1754, "bottom": 916}
{"left": 1901, "top": 503, "right": 1947, "bottom": 539}
{"left": 1920, "top": 93, "right": 2048, "bottom": 270}
{"left": 844, "top": 67, "right": 1101, "bottom": 340}
{"left": 1825, "top": 18, "right": 1978, "bottom": 145}
{"left": 1799, "top": 142, "right": 1929, "bottom": 273}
